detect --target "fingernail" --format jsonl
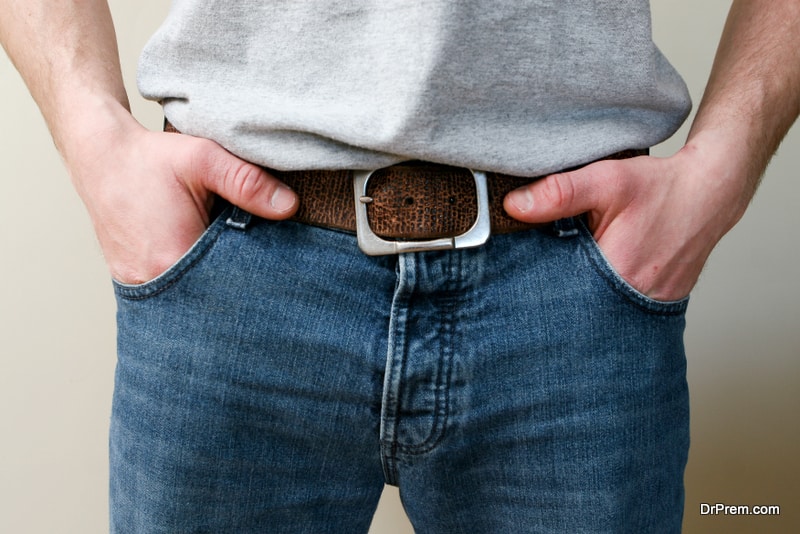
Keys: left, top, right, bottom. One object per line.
{"left": 508, "top": 189, "right": 534, "bottom": 213}
{"left": 270, "top": 185, "right": 297, "bottom": 212}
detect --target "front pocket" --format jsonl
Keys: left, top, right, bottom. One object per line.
{"left": 112, "top": 206, "right": 233, "bottom": 300}
{"left": 575, "top": 218, "right": 689, "bottom": 315}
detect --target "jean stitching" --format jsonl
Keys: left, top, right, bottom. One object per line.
{"left": 113, "top": 208, "right": 233, "bottom": 301}
{"left": 394, "top": 253, "right": 456, "bottom": 457}
{"left": 380, "top": 256, "right": 412, "bottom": 484}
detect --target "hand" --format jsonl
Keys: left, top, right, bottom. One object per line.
{"left": 69, "top": 121, "right": 298, "bottom": 285}
{"left": 503, "top": 145, "right": 751, "bottom": 301}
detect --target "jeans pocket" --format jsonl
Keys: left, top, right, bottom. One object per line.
{"left": 574, "top": 218, "right": 689, "bottom": 315}
{"left": 112, "top": 205, "right": 233, "bottom": 300}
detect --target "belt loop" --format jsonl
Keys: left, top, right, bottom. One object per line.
{"left": 225, "top": 206, "right": 252, "bottom": 230}
{"left": 552, "top": 216, "right": 580, "bottom": 238}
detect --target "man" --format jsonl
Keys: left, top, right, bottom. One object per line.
{"left": 1, "top": 1, "right": 798, "bottom": 532}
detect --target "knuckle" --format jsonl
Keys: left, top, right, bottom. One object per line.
{"left": 544, "top": 173, "right": 578, "bottom": 207}
{"left": 595, "top": 160, "right": 630, "bottom": 190}
{"left": 224, "top": 163, "right": 267, "bottom": 200}
{"left": 109, "top": 255, "right": 167, "bottom": 286}
{"left": 186, "top": 140, "right": 268, "bottom": 200}
{"left": 180, "top": 138, "right": 220, "bottom": 184}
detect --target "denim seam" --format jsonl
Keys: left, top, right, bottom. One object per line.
{"left": 380, "top": 258, "right": 412, "bottom": 485}
{"left": 394, "top": 254, "right": 456, "bottom": 457}
{"left": 113, "top": 208, "right": 233, "bottom": 301}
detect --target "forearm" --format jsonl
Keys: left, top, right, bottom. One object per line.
{"left": 687, "top": 0, "right": 800, "bottom": 203}
{"left": 0, "top": 0, "right": 133, "bottom": 165}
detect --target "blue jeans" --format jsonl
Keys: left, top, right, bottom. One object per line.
{"left": 111, "top": 205, "right": 690, "bottom": 533}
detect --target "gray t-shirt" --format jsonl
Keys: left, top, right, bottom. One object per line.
{"left": 138, "top": 1, "right": 691, "bottom": 176}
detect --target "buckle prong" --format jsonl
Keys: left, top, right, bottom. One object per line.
{"left": 352, "top": 168, "right": 492, "bottom": 256}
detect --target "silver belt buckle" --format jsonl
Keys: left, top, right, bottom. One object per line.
{"left": 352, "top": 168, "right": 492, "bottom": 256}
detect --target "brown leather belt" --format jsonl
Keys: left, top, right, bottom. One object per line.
{"left": 272, "top": 152, "right": 645, "bottom": 236}
{"left": 275, "top": 163, "right": 538, "bottom": 238}
{"left": 165, "top": 120, "right": 645, "bottom": 253}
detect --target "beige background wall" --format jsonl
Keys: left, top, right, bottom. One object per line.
{"left": 0, "top": 1, "right": 796, "bottom": 532}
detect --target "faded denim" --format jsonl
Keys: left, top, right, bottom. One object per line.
{"left": 111, "top": 205, "right": 689, "bottom": 533}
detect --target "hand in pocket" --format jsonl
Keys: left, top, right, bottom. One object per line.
{"left": 70, "top": 124, "right": 298, "bottom": 285}
{"left": 503, "top": 146, "right": 750, "bottom": 302}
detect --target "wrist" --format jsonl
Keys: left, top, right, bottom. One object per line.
{"left": 54, "top": 93, "right": 142, "bottom": 172}
{"left": 52, "top": 93, "right": 150, "bottom": 207}
{"left": 675, "top": 130, "right": 755, "bottom": 235}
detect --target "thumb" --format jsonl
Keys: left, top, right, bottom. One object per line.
{"left": 503, "top": 167, "right": 602, "bottom": 223}
{"left": 193, "top": 140, "right": 298, "bottom": 220}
